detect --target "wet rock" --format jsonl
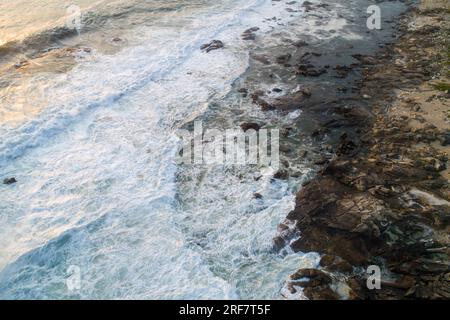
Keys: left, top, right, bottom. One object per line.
{"left": 417, "top": 157, "right": 447, "bottom": 172}
{"left": 242, "top": 27, "right": 259, "bottom": 40}
{"left": 251, "top": 90, "right": 265, "bottom": 102}
{"left": 276, "top": 54, "right": 292, "bottom": 65}
{"left": 253, "top": 192, "right": 263, "bottom": 199}
{"left": 290, "top": 268, "right": 339, "bottom": 299}
{"left": 274, "top": 170, "right": 289, "bottom": 180}
{"left": 303, "top": 286, "right": 340, "bottom": 300}
{"left": 237, "top": 88, "right": 248, "bottom": 97}
{"left": 255, "top": 98, "right": 275, "bottom": 111}
{"left": 295, "top": 64, "right": 327, "bottom": 77}
{"left": 334, "top": 65, "right": 353, "bottom": 78}
{"left": 290, "top": 268, "right": 332, "bottom": 284}
{"left": 240, "top": 122, "right": 261, "bottom": 131}
{"left": 242, "top": 33, "right": 256, "bottom": 41}
{"left": 439, "top": 132, "right": 450, "bottom": 146}
{"left": 352, "top": 54, "right": 376, "bottom": 65}
{"left": 14, "top": 60, "right": 28, "bottom": 69}
{"left": 251, "top": 54, "right": 271, "bottom": 65}
{"left": 293, "top": 40, "right": 308, "bottom": 47}
{"left": 270, "top": 88, "right": 312, "bottom": 111}
{"left": 319, "top": 255, "right": 353, "bottom": 273}
{"left": 335, "top": 134, "right": 358, "bottom": 156}
{"left": 3, "top": 177, "right": 17, "bottom": 185}
{"left": 201, "top": 40, "right": 224, "bottom": 53}
{"left": 272, "top": 236, "right": 286, "bottom": 251}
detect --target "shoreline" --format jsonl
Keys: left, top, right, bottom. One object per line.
{"left": 281, "top": 3, "right": 449, "bottom": 299}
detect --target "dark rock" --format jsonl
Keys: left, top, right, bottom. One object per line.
{"left": 303, "top": 286, "right": 340, "bottom": 300}
{"left": 242, "top": 33, "right": 256, "bottom": 41}
{"left": 293, "top": 40, "right": 308, "bottom": 47}
{"left": 253, "top": 193, "right": 263, "bottom": 199}
{"left": 255, "top": 98, "right": 275, "bottom": 111}
{"left": 240, "top": 122, "right": 261, "bottom": 131}
{"left": 271, "top": 89, "right": 312, "bottom": 111}
{"left": 290, "top": 268, "right": 332, "bottom": 284}
{"left": 274, "top": 170, "right": 289, "bottom": 180}
{"left": 242, "top": 27, "right": 259, "bottom": 40}
{"left": 276, "top": 54, "right": 292, "bottom": 65}
{"left": 251, "top": 54, "right": 271, "bottom": 65}
{"left": 320, "top": 254, "right": 353, "bottom": 273}
{"left": 290, "top": 268, "right": 339, "bottom": 299}
{"left": 295, "top": 64, "right": 327, "bottom": 77}
{"left": 334, "top": 65, "right": 353, "bottom": 78}
{"left": 272, "top": 236, "right": 286, "bottom": 251}
{"left": 201, "top": 40, "right": 224, "bottom": 53}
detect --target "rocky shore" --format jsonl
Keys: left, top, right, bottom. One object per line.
{"left": 278, "top": 3, "right": 450, "bottom": 299}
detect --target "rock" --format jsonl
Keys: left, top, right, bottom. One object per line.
{"left": 3, "top": 177, "right": 17, "bottom": 185}
{"left": 251, "top": 54, "right": 271, "bottom": 65}
{"left": 352, "top": 54, "right": 376, "bottom": 65}
{"left": 240, "top": 122, "right": 261, "bottom": 131}
{"left": 272, "top": 236, "right": 286, "bottom": 251}
{"left": 281, "top": 5, "right": 450, "bottom": 301}
{"left": 201, "top": 40, "right": 224, "bottom": 53}
{"left": 320, "top": 254, "right": 353, "bottom": 273}
{"left": 244, "top": 27, "right": 260, "bottom": 33}
{"left": 242, "top": 27, "right": 259, "bottom": 40}
{"left": 418, "top": 157, "right": 447, "bottom": 172}
{"left": 14, "top": 60, "right": 28, "bottom": 69}
{"left": 335, "top": 134, "right": 358, "bottom": 156}
{"left": 303, "top": 286, "right": 340, "bottom": 300}
{"left": 293, "top": 40, "right": 308, "bottom": 47}
{"left": 439, "top": 132, "right": 450, "bottom": 146}
{"left": 270, "top": 89, "right": 312, "bottom": 111}
{"left": 289, "top": 268, "right": 339, "bottom": 299}
{"left": 295, "top": 64, "right": 327, "bottom": 77}
{"left": 253, "top": 193, "right": 263, "bottom": 199}
{"left": 255, "top": 98, "right": 275, "bottom": 111}
{"left": 274, "top": 170, "right": 289, "bottom": 180}
{"left": 334, "top": 65, "right": 353, "bottom": 78}
{"left": 314, "top": 157, "right": 329, "bottom": 165}
{"left": 290, "top": 268, "right": 332, "bottom": 284}
{"left": 242, "top": 33, "right": 256, "bottom": 41}
{"left": 237, "top": 88, "right": 248, "bottom": 97}
{"left": 276, "top": 54, "right": 292, "bottom": 65}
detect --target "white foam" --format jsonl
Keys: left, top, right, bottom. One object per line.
{"left": 0, "top": 0, "right": 317, "bottom": 299}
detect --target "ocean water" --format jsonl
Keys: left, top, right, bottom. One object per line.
{"left": 0, "top": 0, "right": 408, "bottom": 299}
{"left": 0, "top": 0, "right": 325, "bottom": 300}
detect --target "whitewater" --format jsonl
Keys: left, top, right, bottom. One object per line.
{"left": 0, "top": 0, "right": 324, "bottom": 299}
